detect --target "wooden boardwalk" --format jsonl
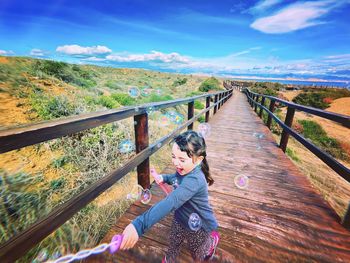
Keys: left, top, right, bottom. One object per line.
{"left": 88, "top": 90, "right": 350, "bottom": 262}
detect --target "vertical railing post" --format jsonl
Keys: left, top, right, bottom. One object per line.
{"left": 134, "top": 113, "right": 150, "bottom": 189}
{"left": 218, "top": 94, "right": 222, "bottom": 109}
{"left": 342, "top": 203, "right": 350, "bottom": 230}
{"left": 254, "top": 95, "right": 259, "bottom": 112}
{"left": 259, "top": 96, "right": 266, "bottom": 118}
{"left": 279, "top": 106, "right": 295, "bottom": 152}
{"left": 188, "top": 101, "right": 194, "bottom": 130}
{"left": 214, "top": 94, "right": 218, "bottom": 114}
{"left": 205, "top": 96, "right": 210, "bottom": 122}
{"left": 267, "top": 99, "right": 276, "bottom": 129}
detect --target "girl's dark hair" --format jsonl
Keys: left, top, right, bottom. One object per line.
{"left": 172, "top": 130, "right": 214, "bottom": 186}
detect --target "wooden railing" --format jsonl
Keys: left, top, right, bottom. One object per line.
{"left": 0, "top": 89, "right": 233, "bottom": 262}
{"left": 225, "top": 80, "right": 350, "bottom": 228}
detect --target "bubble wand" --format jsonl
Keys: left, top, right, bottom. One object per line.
{"left": 45, "top": 234, "right": 123, "bottom": 263}
{"left": 150, "top": 168, "right": 172, "bottom": 195}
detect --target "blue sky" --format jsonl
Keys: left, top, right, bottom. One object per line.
{"left": 0, "top": 0, "right": 350, "bottom": 82}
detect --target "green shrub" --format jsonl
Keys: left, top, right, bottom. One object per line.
{"left": 50, "top": 178, "right": 65, "bottom": 190}
{"left": 293, "top": 88, "right": 350, "bottom": 109}
{"left": 197, "top": 115, "right": 205, "bottom": 123}
{"left": 97, "top": 95, "right": 120, "bottom": 109}
{"left": 30, "top": 94, "right": 78, "bottom": 120}
{"left": 199, "top": 77, "right": 221, "bottom": 92}
{"left": 194, "top": 100, "right": 204, "bottom": 110}
{"left": 52, "top": 156, "right": 68, "bottom": 168}
{"left": 172, "top": 78, "right": 187, "bottom": 87}
{"left": 31, "top": 60, "right": 96, "bottom": 88}
{"left": 298, "top": 120, "right": 348, "bottom": 160}
{"left": 293, "top": 93, "right": 329, "bottom": 109}
{"left": 143, "top": 94, "right": 174, "bottom": 103}
{"left": 111, "top": 93, "right": 136, "bottom": 106}
{"left": 105, "top": 80, "right": 122, "bottom": 90}
{"left": 0, "top": 170, "right": 48, "bottom": 244}
{"left": 186, "top": 91, "right": 203, "bottom": 97}
{"left": 286, "top": 148, "right": 300, "bottom": 162}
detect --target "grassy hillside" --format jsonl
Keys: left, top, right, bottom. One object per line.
{"left": 0, "top": 56, "right": 224, "bottom": 262}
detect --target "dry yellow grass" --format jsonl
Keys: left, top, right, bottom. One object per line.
{"left": 278, "top": 92, "right": 350, "bottom": 219}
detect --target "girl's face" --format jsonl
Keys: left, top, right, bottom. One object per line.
{"left": 171, "top": 142, "right": 203, "bottom": 175}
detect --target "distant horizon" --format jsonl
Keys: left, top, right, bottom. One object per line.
{"left": 2, "top": 54, "right": 349, "bottom": 89}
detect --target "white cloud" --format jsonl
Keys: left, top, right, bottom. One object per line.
{"left": 30, "top": 49, "right": 46, "bottom": 56}
{"left": 248, "top": 0, "right": 282, "bottom": 13}
{"left": 250, "top": 0, "right": 348, "bottom": 34}
{"left": 56, "top": 45, "right": 112, "bottom": 55}
{"left": 228, "top": 47, "right": 262, "bottom": 57}
{"left": 0, "top": 50, "right": 14, "bottom": 55}
{"left": 105, "top": 51, "right": 190, "bottom": 64}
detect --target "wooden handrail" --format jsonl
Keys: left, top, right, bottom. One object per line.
{"left": 0, "top": 89, "right": 233, "bottom": 262}
{"left": 0, "top": 91, "right": 228, "bottom": 154}
{"left": 225, "top": 80, "right": 350, "bottom": 228}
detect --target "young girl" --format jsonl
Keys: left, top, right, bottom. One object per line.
{"left": 120, "top": 130, "right": 220, "bottom": 262}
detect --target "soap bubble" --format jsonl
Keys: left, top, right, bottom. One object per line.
{"left": 140, "top": 189, "right": 152, "bottom": 204}
{"left": 119, "top": 139, "right": 135, "bottom": 153}
{"left": 253, "top": 132, "right": 264, "bottom": 139}
{"left": 127, "top": 185, "right": 152, "bottom": 204}
{"left": 158, "top": 113, "right": 171, "bottom": 127}
{"left": 234, "top": 175, "right": 249, "bottom": 189}
{"left": 198, "top": 123, "right": 211, "bottom": 138}
{"left": 154, "top": 89, "right": 162, "bottom": 96}
{"left": 188, "top": 213, "right": 202, "bottom": 231}
{"left": 126, "top": 185, "right": 144, "bottom": 200}
{"left": 169, "top": 112, "right": 184, "bottom": 125}
{"left": 141, "top": 88, "right": 152, "bottom": 97}
{"left": 128, "top": 87, "right": 140, "bottom": 98}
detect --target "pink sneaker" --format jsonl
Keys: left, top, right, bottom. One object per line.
{"left": 204, "top": 231, "right": 220, "bottom": 260}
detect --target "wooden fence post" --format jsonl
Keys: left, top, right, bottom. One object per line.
{"left": 134, "top": 113, "right": 150, "bottom": 189}
{"left": 188, "top": 101, "right": 194, "bottom": 130}
{"left": 205, "top": 96, "right": 210, "bottom": 122}
{"left": 267, "top": 99, "right": 276, "bottom": 129}
{"left": 214, "top": 94, "right": 218, "bottom": 114}
{"left": 259, "top": 97, "right": 266, "bottom": 118}
{"left": 280, "top": 106, "right": 295, "bottom": 152}
{"left": 254, "top": 95, "right": 259, "bottom": 112}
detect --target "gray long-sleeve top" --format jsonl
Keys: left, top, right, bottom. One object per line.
{"left": 132, "top": 165, "right": 218, "bottom": 237}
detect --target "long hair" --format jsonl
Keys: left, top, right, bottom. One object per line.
{"left": 172, "top": 130, "right": 214, "bottom": 186}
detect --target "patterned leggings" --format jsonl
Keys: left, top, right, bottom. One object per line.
{"left": 165, "top": 217, "right": 212, "bottom": 262}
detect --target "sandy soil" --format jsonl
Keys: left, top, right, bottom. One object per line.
{"left": 0, "top": 92, "right": 32, "bottom": 127}
{"left": 0, "top": 56, "right": 9, "bottom": 64}
{"left": 327, "top": 97, "right": 350, "bottom": 116}
{"left": 279, "top": 90, "right": 302, "bottom": 101}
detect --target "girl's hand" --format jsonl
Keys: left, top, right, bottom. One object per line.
{"left": 120, "top": 223, "right": 139, "bottom": 250}
{"left": 157, "top": 174, "right": 164, "bottom": 184}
